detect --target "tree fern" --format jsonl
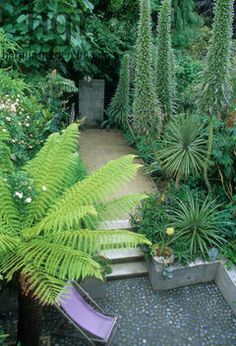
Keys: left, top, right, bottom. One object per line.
{"left": 0, "top": 124, "right": 150, "bottom": 312}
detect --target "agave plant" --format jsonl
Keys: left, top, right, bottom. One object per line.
{"left": 0, "top": 124, "right": 149, "bottom": 346}
{"left": 169, "top": 192, "right": 226, "bottom": 258}
{"left": 157, "top": 116, "right": 208, "bottom": 186}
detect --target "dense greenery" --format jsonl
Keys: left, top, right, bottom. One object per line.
{"left": 0, "top": 0, "right": 236, "bottom": 343}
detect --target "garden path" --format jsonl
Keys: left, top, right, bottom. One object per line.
{"left": 80, "top": 129, "right": 157, "bottom": 278}
{"left": 80, "top": 129, "right": 156, "bottom": 213}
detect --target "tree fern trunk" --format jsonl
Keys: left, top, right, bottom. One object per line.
{"left": 17, "top": 272, "right": 43, "bottom": 346}
{"left": 204, "top": 115, "right": 214, "bottom": 191}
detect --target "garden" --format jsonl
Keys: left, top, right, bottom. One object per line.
{"left": 0, "top": 0, "right": 236, "bottom": 345}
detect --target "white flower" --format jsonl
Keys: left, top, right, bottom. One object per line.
{"left": 6, "top": 117, "right": 11, "bottom": 122}
{"left": 26, "top": 116, "right": 30, "bottom": 120}
{"left": 25, "top": 123, "right": 30, "bottom": 127}
{"left": 0, "top": 104, "right": 6, "bottom": 111}
{"left": 42, "top": 186, "right": 47, "bottom": 192}
{"left": 25, "top": 197, "right": 32, "bottom": 204}
{"left": 12, "top": 139, "right": 16, "bottom": 143}
{"left": 10, "top": 105, "right": 16, "bottom": 112}
{"left": 15, "top": 192, "right": 23, "bottom": 199}
{"left": 2, "top": 129, "right": 7, "bottom": 133}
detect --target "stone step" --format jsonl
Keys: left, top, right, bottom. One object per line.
{"left": 106, "top": 261, "right": 148, "bottom": 280}
{"left": 99, "top": 220, "right": 131, "bottom": 230}
{"left": 100, "top": 248, "right": 145, "bottom": 264}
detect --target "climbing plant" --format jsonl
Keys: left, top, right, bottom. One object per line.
{"left": 156, "top": 0, "right": 176, "bottom": 120}
{"left": 133, "top": 0, "right": 161, "bottom": 136}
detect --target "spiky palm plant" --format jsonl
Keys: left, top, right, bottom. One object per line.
{"left": 198, "top": 0, "right": 234, "bottom": 191}
{"left": 133, "top": 0, "right": 162, "bottom": 136}
{"left": 157, "top": 116, "right": 208, "bottom": 186}
{"left": 0, "top": 124, "right": 149, "bottom": 346}
{"left": 108, "top": 53, "right": 131, "bottom": 129}
{"left": 156, "top": 0, "right": 176, "bottom": 119}
{"left": 170, "top": 193, "right": 226, "bottom": 258}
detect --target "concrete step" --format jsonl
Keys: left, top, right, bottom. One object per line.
{"left": 106, "top": 261, "right": 148, "bottom": 280}
{"left": 99, "top": 220, "right": 131, "bottom": 230}
{"left": 100, "top": 248, "right": 145, "bottom": 264}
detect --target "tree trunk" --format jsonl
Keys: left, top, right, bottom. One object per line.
{"left": 17, "top": 272, "right": 43, "bottom": 346}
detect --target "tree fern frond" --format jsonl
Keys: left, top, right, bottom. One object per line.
{"left": 83, "top": 193, "right": 147, "bottom": 228}
{"left": 96, "top": 193, "right": 147, "bottom": 222}
{"left": 21, "top": 267, "right": 66, "bottom": 305}
{"left": 0, "top": 178, "right": 21, "bottom": 231}
{"left": 0, "top": 234, "right": 18, "bottom": 254}
{"left": 26, "top": 205, "right": 97, "bottom": 238}
{"left": 43, "top": 229, "right": 151, "bottom": 254}
{"left": 24, "top": 124, "right": 80, "bottom": 225}
{"left": 16, "top": 240, "right": 102, "bottom": 282}
{"left": 28, "top": 155, "right": 141, "bottom": 236}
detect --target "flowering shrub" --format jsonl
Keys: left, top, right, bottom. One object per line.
{"left": 0, "top": 94, "right": 53, "bottom": 165}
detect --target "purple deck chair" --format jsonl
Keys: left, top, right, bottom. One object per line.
{"left": 57, "top": 282, "right": 118, "bottom": 346}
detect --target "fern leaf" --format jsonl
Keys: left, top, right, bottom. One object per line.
{"left": 24, "top": 124, "right": 80, "bottom": 225}
{"left": 16, "top": 240, "right": 102, "bottom": 281}
{"left": 83, "top": 193, "right": 147, "bottom": 228}
{"left": 0, "top": 178, "right": 21, "bottom": 231}
{"left": 20, "top": 266, "right": 67, "bottom": 305}
{"left": 43, "top": 229, "right": 151, "bottom": 254}
{"left": 0, "top": 234, "right": 18, "bottom": 254}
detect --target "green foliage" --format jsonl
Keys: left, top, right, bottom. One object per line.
{"left": 1, "top": 1, "right": 93, "bottom": 70}
{"left": 170, "top": 193, "right": 226, "bottom": 258}
{"left": 133, "top": 0, "right": 161, "bottom": 136}
{"left": 0, "top": 89, "right": 53, "bottom": 165}
{"left": 107, "top": 53, "right": 131, "bottom": 128}
{"left": 212, "top": 126, "right": 236, "bottom": 200}
{"left": 0, "top": 124, "right": 149, "bottom": 305}
{"left": 223, "top": 241, "right": 236, "bottom": 269}
{"left": 198, "top": 0, "right": 234, "bottom": 115}
{"left": 133, "top": 187, "right": 229, "bottom": 261}
{"left": 156, "top": 0, "right": 176, "bottom": 119}
{"left": 156, "top": 116, "right": 208, "bottom": 184}
{"left": 172, "top": 0, "right": 203, "bottom": 48}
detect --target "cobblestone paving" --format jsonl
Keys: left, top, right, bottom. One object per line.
{"left": 49, "top": 277, "right": 236, "bottom": 346}
{"left": 1, "top": 278, "right": 236, "bottom": 345}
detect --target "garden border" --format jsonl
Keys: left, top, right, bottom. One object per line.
{"left": 146, "top": 258, "right": 236, "bottom": 315}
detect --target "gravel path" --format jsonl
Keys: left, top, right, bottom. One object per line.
{"left": 2, "top": 278, "right": 236, "bottom": 346}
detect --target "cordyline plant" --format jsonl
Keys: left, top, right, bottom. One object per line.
{"left": 108, "top": 53, "right": 131, "bottom": 129}
{"left": 133, "top": 0, "right": 161, "bottom": 136}
{"left": 198, "top": 0, "right": 234, "bottom": 191}
{"left": 157, "top": 116, "right": 208, "bottom": 187}
{"left": 0, "top": 124, "right": 149, "bottom": 346}
{"left": 156, "top": 0, "right": 176, "bottom": 120}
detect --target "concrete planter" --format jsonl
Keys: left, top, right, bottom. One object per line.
{"left": 80, "top": 277, "right": 107, "bottom": 299}
{"left": 146, "top": 257, "right": 236, "bottom": 315}
{"left": 147, "top": 257, "right": 220, "bottom": 291}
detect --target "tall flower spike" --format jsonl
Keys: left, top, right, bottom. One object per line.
{"left": 133, "top": 0, "right": 162, "bottom": 137}
{"left": 156, "top": 0, "right": 176, "bottom": 120}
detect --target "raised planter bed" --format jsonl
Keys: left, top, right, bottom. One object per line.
{"left": 146, "top": 257, "right": 236, "bottom": 315}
